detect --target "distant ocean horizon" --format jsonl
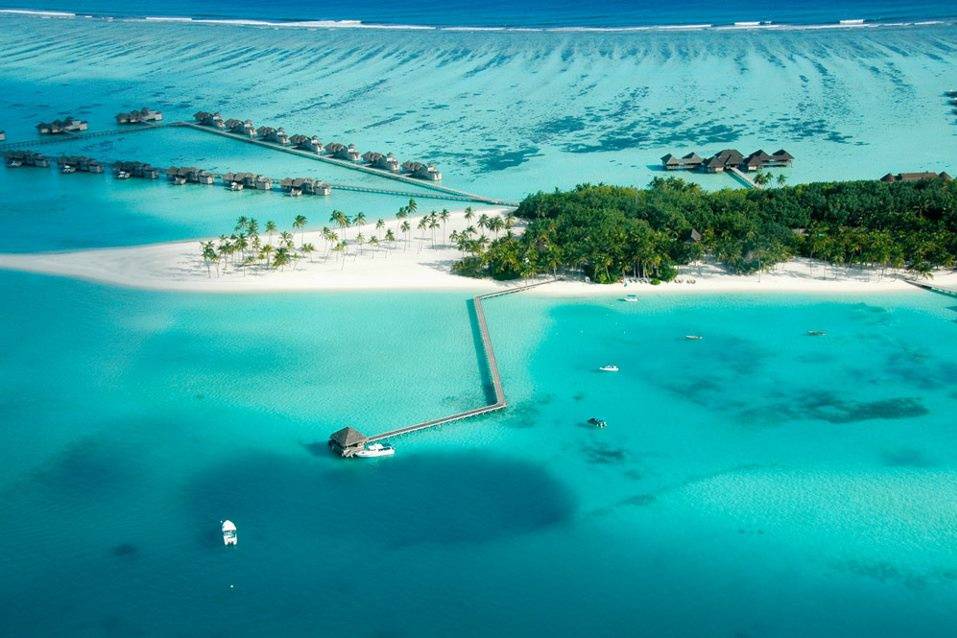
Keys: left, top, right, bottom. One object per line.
{"left": 2, "top": 0, "right": 957, "bottom": 29}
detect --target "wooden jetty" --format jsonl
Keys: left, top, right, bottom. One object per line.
{"left": 175, "top": 121, "right": 517, "bottom": 206}
{"left": 728, "top": 166, "right": 762, "bottom": 190}
{"left": 903, "top": 279, "right": 957, "bottom": 298}
{"left": 329, "top": 278, "right": 557, "bottom": 457}
{"left": 0, "top": 123, "right": 164, "bottom": 150}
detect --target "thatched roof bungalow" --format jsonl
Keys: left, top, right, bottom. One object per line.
{"left": 289, "top": 134, "right": 322, "bottom": 154}
{"left": 37, "top": 117, "right": 88, "bottom": 135}
{"left": 225, "top": 119, "right": 256, "bottom": 137}
{"left": 113, "top": 161, "right": 160, "bottom": 179}
{"left": 363, "top": 151, "right": 400, "bottom": 172}
{"left": 116, "top": 107, "right": 163, "bottom": 124}
{"left": 57, "top": 155, "right": 104, "bottom": 174}
{"left": 879, "top": 171, "right": 952, "bottom": 183}
{"left": 280, "top": 177, "right": 331, "bottom": 196}
{"left": 328, "top": 427, "right": 368, "bottom": 457}
{"left": 5, "top": 150, "right": 49, "bottom": 168}
{"left": 256, "top": 126, "right": 289, "bottom": 145}
{"left": 325, "top": 142, "right": 361, "bottom": 162}
{"left": 193, "top": 111, "right": 225, "bottom": 128}
{"left": 167, "top": 166, "right": 215, "bottom": 185}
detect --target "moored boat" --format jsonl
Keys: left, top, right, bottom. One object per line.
{"left": 354, "top": 442, "right": 395, "bottom": 458}
{"left": 587, "top": 417, "right": 607, "bottom": 428}
{"left": 598, "top": 364, "right": 619, "bottom": 372}
{"left": 222, "top": 520, "right": 237, "bottom": 546}
{"left": 685, "top": 335, "right": 703, "bottom": 341}
{"left": 622, "top": 294, "right": 639, "bottom": 303}
{"left": 807, "top": 330, "right": 827, "bottom": 337}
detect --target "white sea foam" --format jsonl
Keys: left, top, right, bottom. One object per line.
{"left": 0, "top": 8, "right": 75, "bottom": 18}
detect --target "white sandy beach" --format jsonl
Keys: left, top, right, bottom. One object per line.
{"left": 0, "top": 208, "right": 954, "bottom": 296}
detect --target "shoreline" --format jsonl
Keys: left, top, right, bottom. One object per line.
{"left": 0, "top": 209, "right": 953, "bottom": 297}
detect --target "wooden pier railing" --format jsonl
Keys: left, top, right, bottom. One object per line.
{"left": 330, "top": 278, "right": 558, "bottom": 456}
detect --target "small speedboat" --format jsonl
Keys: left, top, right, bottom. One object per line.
{"left": 685, "top": 335, "right": 703, "bottom": 341}
{"left": 115, "top": 170, "right": 131, "bottom": 180}
{"left": 587, "top": 417, "right": 607, "bottom": 429}
{"left": 222, "top": 520, "right": 237, "bottom": 546}
{"left": 807, "top": 330, "right": 827, "bottom": 337}
{"left": 598, "top": 364, "right": 619, "bottom": 372}
{"left": 354, "top": 442, "right": 395, "bottom": 458}
{"left": 622, "top": 294, "right": 639, "bottom": 303}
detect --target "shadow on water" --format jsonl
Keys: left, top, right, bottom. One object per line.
{"left": 466, "top": 298, "right": 498, "bottom": 405}
{"left": 183, "top": 451, "right": 574, "bottom": 548}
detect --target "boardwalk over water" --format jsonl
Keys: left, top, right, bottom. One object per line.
{"left": 174, "top": 122, "right": 518, "bottom": 206}
{"left": 330, "top": 279, "right": 557, "bottom": 455}
{"left": 727, "top": 166, "right": 762, "bottom": 190}
{"left": 0, "top": 124, "right": 165, "bottom": 150}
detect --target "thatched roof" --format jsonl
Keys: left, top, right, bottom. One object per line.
{"left": 330, "top": 427, "right": 367, "bottom": 448}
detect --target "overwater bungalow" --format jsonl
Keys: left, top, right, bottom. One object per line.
{"left": 193, "top": 111, "right": 225, "bottom": 129}
{"left": 289, "top": 134, "right": 322, "bottom": 154}
{"left": 167, "top": 166, "right": 215, "bottom": 185}
{"left": 57, "top": 155, "right": 104, "bottom": 174}
{"left": 222, "top": 172, "right": 272, "bottom": 190}
{"left": 661, "top": 152, "right": 703, "bottom": 171}
{"left": 225, "top": 119, "right": 256, "bottom": 137}
{"left": 741, "top": 150, "right": 772, "bottom": 171}
{"left": 325, "top": 142, "right": 361, "bottom": 162}
{"left": 4, "top": 150, "right": 49, "bottom": 168}
{"left": 256, "top": 126, "right": 290, "bottom": 146}
{"left": 115, "top": 107, "right": 163, "bottom": 124}
{"left": 879, "top": 171, "right": 952, "bottom": 183}
{"left": 402, "top": 160, "right": 443, "bottom": 181}
{"left": 703, "top": 149, "right": 744, "bottom": 173}
{"left": 363, "top": 151, "right": 400, "bottom": 172}
{"left": 329, "top": 427, "right": 368, "bottom": 457}
{"left": 113, "top": 160, "right": 160, "bottom": 179}
{"left": 36, "top": 116, "right": 88, "bottom": 135}
{"left": 279, "top": 177, "right": 331, "bottom": 196}
{"left": 766, "top": 149, "right": 794, "bottom": 167}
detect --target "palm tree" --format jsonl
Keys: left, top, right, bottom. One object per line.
{"left": 376, "top": 218, "right": 385, "bottom": 233}
{"left": 247, "top": 218, "right": 259, "bottom": 238}
{"left": 384, "top": 228, "right": 396, "bottom": 252}
{"left": 300, "top": 242, "right": 316, "bottom": 263}
{"left": 234, "top": 232, "right": 249, "bottom": 262}
{"left": 407, "top": 198, "right": 418, "bottom": 215}
{"left": 439, "top": 209, "right": 450, "bottom": 243}
{"left": 353, "top": 211, "right": 367, "bottom": 229}
{"left": 368, "top": 235, "right": 379, "bottom": 257}
{"left": 265, "top": 220, "right": 277, "bottom": 245}
{"left": 234, "top": 215, "right": 249, "bottom": 233}
{"left": 272, "top": 247, "right": 291, "bottom": 270}
{"left": 322, "top": 227, "right": 338, "bottom": 256}
{"left": 478, "top": 213, "right": 490, "bottom": 233}
{"left": 331, "top": 210, "right": 350, "bottom": 241}
{"left": 776, "top": 174, "right": 788, "bottom": 186}
{"left": 400, "top": 220, "right": 411, "bottom": 248}
{"left": 279, "top": 231, "right": 294, "bottom": 249}
{"left": 428, "top": 217, "right": 440, "bottom": 247}
{"left": 464, "top": 206, "right": 474, "bottom": 222}
{"left": 200, "top": 241, "right": 218, "bottom": 277}
{"left": 355, "top": 232, "right": 365, "bottom": 256}
{"left": 293, "top": 214, "right": 307, "bottom": 245}
{"left": 260, "top": 243, "right": 275, "bottom": 266}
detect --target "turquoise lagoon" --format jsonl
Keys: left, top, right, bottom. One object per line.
{"left": 0, "top": 270, "right": 956, "bottom": 636}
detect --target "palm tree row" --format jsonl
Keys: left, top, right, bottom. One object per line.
{"left": 199, "top": 215, "right": 315, "bottom": 275}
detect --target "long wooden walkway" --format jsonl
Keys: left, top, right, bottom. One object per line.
{"left": 174, "top": 122, "right": 517, "bottom": 206}
{"left": 0, "top": 124, "right": 165, "bottom": 150}
{"left": 727, "top": 166, "right": 762, "bottom": 190}
{"left": 340, "top": 278, "right": 557, "bottom": 450}
{"left": 903, "top": 278, "right": 957, "bottom": 297}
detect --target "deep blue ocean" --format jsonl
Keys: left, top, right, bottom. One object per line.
{"left": 2, "top": 0, "right": 956, "bottom": 27}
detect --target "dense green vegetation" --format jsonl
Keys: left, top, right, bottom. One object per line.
{"left": 452, "top": 177, "right": 957, "bottom": 282}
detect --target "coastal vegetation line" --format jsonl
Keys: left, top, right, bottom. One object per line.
{"left": 452, "top": 177, "right": 957, "bottom": 283}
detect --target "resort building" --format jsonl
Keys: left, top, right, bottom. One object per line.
{"left": 36, "top": 117, "right": 88, "bottom": 135}
{"left": 279, "top": 177, "right": 331, "bottom": 196}
{"left": 193, "top": 111, "right": 225, "bottom": 129}
{"left": 402, "top": 160, "right": 443, "bottom": 181}
{"left": 325, "top": 142, "right": 361, "bottom": 162}
{"left": 661, "top": 152, "right": 703, "bottom": 171}
{"left": 113, "top": 161, "right": 160, "bottom": 180}
{"left": 222, "top": 172, "right": 273, "bottom": 190}
{"left": 257, "top": 126, "right": 290, "bottom": 145}
{"left": 662, "top": 148, "right": 793, "bottom": 172}
{"left": 289, "top": 134, "right": 322, "bottom": 154}
{"left": 57, "top": 155, "right": 104, "bottom": 174}
{"left": 329, "top": 427, "right": 368, "bottom": 457}
{"left": 225, "top": 119, "right": 256, "bottom": 137}
{"left": 167, "top": 166, "right": 215, "bottom": 185}
{"left": 115, "top": 107, "right": 163, "bottom": 124}
{"left": 879, "top": 171, "right": 953, "bottom": 183}
{"left": 4, "top": 150, "right": 49, "bottom": 168}
{"left": 362, "top": 151, "right": 400, "bottom": 172}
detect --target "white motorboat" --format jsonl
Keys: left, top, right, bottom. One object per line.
{"left": 685, "top": 335, "right": 703, "bottom": 341}
{"left": 222, "top": 520, "right": 237, "bottom": 546}
{"left": 622, "top": 294, "right": 639, "bottom": 303}
{"left": 598, "top": 364, "right": 619, "bottom": 372}
{"left": 355, "top": 442, "right": 395, "bottom": 458}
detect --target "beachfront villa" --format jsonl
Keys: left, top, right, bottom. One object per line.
{"left": 4, "top": 150, "right": 49, "bottom": 168}
{"left": 663, "top": 148, "right": 793, "bottom": 173}
{"left": 113, "top": 160, "right": 160, "bottom": 179}
{"left": 289, "top": 134, "right": 322, "bottom": 154}
{"left": 36, "top": 117, "right": 88, "bottom": 135}
{"left": 257, "top": 126, "right": 289, "bottom": 146}
{"left": 325, "top": 142, "right": 361, "bottom": 162}
{"left": 222, "top": 172, "right": 273, "bottom": 190}
{"left": 880, "top": 171, "right": 953, "bottom": 183}
{"left": 402, "top": 160, "right": 443, "bottom": 181}
{"left": 57, "top": 155, "right": 104, "bottom": 174}
{"left": 167, "top": 166, "right": 215, "bottom": 185}
{"left": 363, "top": 151, "right": 400, "bottom": 172}
{"left": 115, "top": 107, "right": 163, "bottom": 124}
{"left": 193, "top": 111, "right": 225, "bottom": 129}
{"left": 279, "top": 177, "right": 331, "bottom": 196}
{"left": 225, "top": 118, "right": 256, "bottom": 137}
